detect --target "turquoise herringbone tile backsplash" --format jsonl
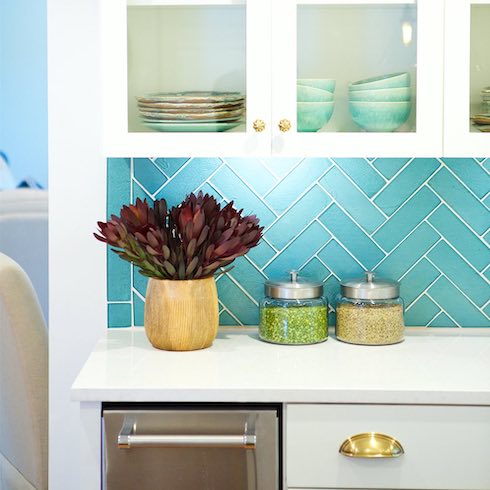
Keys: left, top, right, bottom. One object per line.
{"left": 106, "top": 157, "right": 490, "bottom": 328}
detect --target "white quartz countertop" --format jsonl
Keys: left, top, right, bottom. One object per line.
{"left": 71, "top": 328, "right": 490, "bottom": 405}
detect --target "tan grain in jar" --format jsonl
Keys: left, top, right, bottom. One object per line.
{"left": 336, "top": 302, "right": 404, "bottom": 345}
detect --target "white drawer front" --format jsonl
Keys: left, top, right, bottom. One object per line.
{"left": 287, "top": 404, "right": 490, "bottom": 489}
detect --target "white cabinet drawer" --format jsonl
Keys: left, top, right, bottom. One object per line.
{"left": 287, "top": 404, "right": 490, "bottom": 489}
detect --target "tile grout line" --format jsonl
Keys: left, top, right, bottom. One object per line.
{"left": 368, "top": 162, "right": 445, "bottom": 231}
{"left": 331, "top": 161, "right": 390, "bottom": 219}
{"left": 200, "top": 160, "right": 227, "bottom": 189}
{"left": 149, "top": 157, "right": 171, "bottom": 181}
{"left": 314, "top": 253, "right": 338, "bottom": 281}
{"left": 256, "top": 157, "right": 282, "bottom": 181}
{"left": 371, "top": 219, "right": 442, "bottom": 273}
{"left": 214, "top": 162, "right": 281, "bottom": 219}
{"left": 427, "top": 185, "right": 489, "bottom": 238}
{"left": 261, "top": 157, "right": 307, "bottom": 199}
{"left": 397, "top": 237, "right": 443, "bottom": 284}
{"left": 261, "top": 235, "right": 280, "bottom": 254}
{"left": 425, "top": 256, "right": 490, "bottom": 320}
{"left": 425, "top": 222, "right": 490, "bottom": 283}
{"left": 199, "top": 178, "right": 226, "bottom": 203}
{"left": 218, "top": 300, "right": 244, "bottom": 327}
{"left": 261, "top": 175, "right": 331, "bottom": 230}
{"left": 443, "top": 160, "right": 490, "bottom": 205}
{"left": 404, "top": 270, "right": 443, "bottom": 312}
{"left": 315, "top": 218, "right": 368, "bottom": 271}
{"left": 365, "top": 159, "right": 389, "bottom": 183}
{"left": 259, "top": 208, "right": 333, "bottom": 272}
{"left": 298, "top": 255, "right": 332, "bottom": 280}
{"left": 317, "top": 181, "right": 389, "bottom": 255}
{"left": 150, "top": 156, "right": 194, "bottom": 197}
{"left": 222, "top": 271, "right": 259, "bottom": 307}
{"left": 242, "top": 254, "right": 268, "bottom": 280}
{"left": 425, "top": 292, "right": 462, "bottom": 328}
{"left": 426, "top": 310, "right": 444, "bottom": 327}
{"left": 369, "top": 157, "right": 416, "bottom": 201}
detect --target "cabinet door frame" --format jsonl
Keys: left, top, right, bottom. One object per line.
{"left": 444, "top": 0, "right": 490, "bottom": 157}
{"left": 270, "top": 0, "right": 444, "bottom": 157}
{"left": 100, "top": 0, "right": 271, "bottom": 157}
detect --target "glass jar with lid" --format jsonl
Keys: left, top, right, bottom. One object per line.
{"left": 336, "top": 271, "right": 404, "bottom": 346}
{"left": 259, "top": 271, "right": 328, "bottom": 345}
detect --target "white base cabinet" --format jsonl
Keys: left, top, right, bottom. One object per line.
{"left": 71, "top": 330, "right": 490, "bottom": 490}
{"left": 286, "top": 404, "right": 490, "bottom": 490}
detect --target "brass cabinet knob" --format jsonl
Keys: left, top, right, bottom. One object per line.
{"left": 278, "top": 119, "right": 292, "bottom": 132}
{"left": 339, "top": 432, "right": 404, "bottom": 458}
{"left": 253, "top": 119, "right": 266, "bottom": 132}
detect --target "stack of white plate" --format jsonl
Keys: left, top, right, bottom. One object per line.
{"left": 137, "top": 91, "right": 246, "bottom": 132}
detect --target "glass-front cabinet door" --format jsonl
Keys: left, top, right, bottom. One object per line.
{"left": 101, "top": 0, "right": 271, "bottom": 156}
{"left": 445, "top": 0, "right": 490, "bottom": 156}
{"left": 271, "top": 0, "right": 444, "bottom": 156}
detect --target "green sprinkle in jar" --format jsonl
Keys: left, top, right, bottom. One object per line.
{"left": 259, "top": 271, "right": 328, "bottom": 345}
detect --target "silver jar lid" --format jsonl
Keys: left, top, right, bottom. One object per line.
{"left": 341, "top": 271, "right": 400, "bottom": 300}
{"left": 265, "top": 271, "right": 324, "bottom": 300}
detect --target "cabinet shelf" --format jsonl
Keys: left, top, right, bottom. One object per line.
{"left": 127, "top": 0, "right": 245, "bottom": 5}
{"left": 297, "top": 0, "right": 415, "bottom": 4}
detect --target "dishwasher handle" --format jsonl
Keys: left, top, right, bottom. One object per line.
{"left": 118, "top": 416, "right": 257, "bottom": 450}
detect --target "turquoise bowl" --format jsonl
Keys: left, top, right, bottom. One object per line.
{"left": 349, "top": 87, "right": 411, "bottom": 102}
{"left": 349, "top": 72, "right": 410, "bottom": 91}
{"left": 297, "top": 78, "right": 336, "bottom": 93}
{"left": 297, "top": 85, "right": 334, "bottom": 102}
{"left": 297, "top": 102, "right": 335, "bottom": 132}
{"left": 349, "top": 101, "right": 412, "bottom": 132}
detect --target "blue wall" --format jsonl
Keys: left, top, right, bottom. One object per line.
{"left": 106, "top": 157, "right": 490, "bottom": 328}
{"left": 0, "top": 0, "right": 48, "bottom": 187}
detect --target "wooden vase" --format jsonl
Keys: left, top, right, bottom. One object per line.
{"left": 144, "top": 276, "right": 219, "bottom": 351}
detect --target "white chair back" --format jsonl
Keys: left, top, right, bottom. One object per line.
{"left": 0, "top": 252, "right": 48, "bottom": 489}
{"left": 0, "top": 190, "right": 48, "bottom": 323}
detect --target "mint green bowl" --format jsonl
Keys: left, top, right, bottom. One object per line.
{"left": 349, "top": 72, "right": 410, "bottom": 91}
{"left": 297, "top": 102, "right": 334, "bottom": 132}
{"left": 349, "top": 101, "right": 412, "bottom": 132}
{"left": 349, "top": 87, "right": 411, "bottom": 102}
{"left": 297, "top": 78, "right": 336, "bottom": 93}
{"left": 297, "top": 85, "right": 334, "bottom": 102}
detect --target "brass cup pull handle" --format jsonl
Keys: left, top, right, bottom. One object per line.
{"left": 253, "top": 119, "right": 266, "bottom": 132}
{"left": 339, "top": 432, "right": 404, "bottom": 458}
{"left": 278, "top": 119, "right": 291, "bottom": 132}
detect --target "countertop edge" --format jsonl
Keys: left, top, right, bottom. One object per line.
{"left": 71, "top": 387, "right": 490, "bottom": 405}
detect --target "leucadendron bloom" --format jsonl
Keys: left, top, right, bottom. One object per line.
{"left": 95, "top": 192, "right": 263, "bottom": 280}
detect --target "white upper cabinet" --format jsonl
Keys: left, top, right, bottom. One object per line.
{"left": 444, "top": 0, "right": 490, "bottom": 156}
{"left": 101, "top": 0, "right": 271, "bottom": 156}
{"left": 271, "top": 0, "right": 444, "bottom": 156}
{"left": 101, "top": 0, "right": 476, "bottom": 157}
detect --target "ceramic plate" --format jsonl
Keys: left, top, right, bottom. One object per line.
{"left": 137, "top": 101, "right": 245, "bottom": 111}
{"left": 141, "top": 116, "right": 243, "bottom": 124}
{"left": 137, "top": 91, "right": 245, "bottom": 104}
{"left": 143, "top": 120, "right": 242, "bottom": 132}
{"left": 139, "top": 108, "right": 245, "bottom": 121}
{"left": 471, "top": 114, "right": 490, "bottom": 125}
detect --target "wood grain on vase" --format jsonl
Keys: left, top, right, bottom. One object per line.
{"left": 144, "top": 277, "right": 219, "bottom": 351}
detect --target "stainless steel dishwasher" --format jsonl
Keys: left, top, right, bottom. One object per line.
{"left": 103, "top": 405, "right": 280, "bottom": 490}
